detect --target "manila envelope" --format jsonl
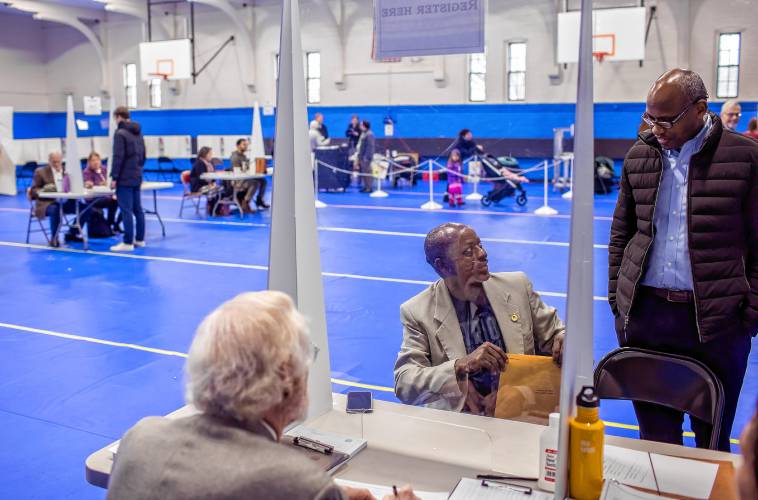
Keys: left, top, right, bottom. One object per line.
{"left": 494, "top": 354, "right": 561, "bottom": 425}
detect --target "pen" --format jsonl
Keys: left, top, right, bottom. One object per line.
{"left": 392, "top": 485, "right": 398, "bottom": 497}
{"left": 481, "top": 479, "right": 532, "bottom": 495}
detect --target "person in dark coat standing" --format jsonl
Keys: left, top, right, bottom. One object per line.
{"left": 345, "top": 115, "right": 361, "bottom": 153}
{"left": 110, "top": 106, "right": 147, "bottom": 252}
{"left": 452, "top": 129, "right": 482, "bottom": 161}
{"left": 608, "top": 69, "right": 758, "bottom": 451}
{"left": 356, "top": 120, "right": 375, "bottom": 193}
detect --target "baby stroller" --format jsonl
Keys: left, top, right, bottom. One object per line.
{"left": 479, "top": 154, "right": 528, "bottom": 207}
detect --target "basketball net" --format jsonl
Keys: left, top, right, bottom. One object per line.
{"left": 593, "top": 52, "right": 609, "bottom": 63}
{"left": 148, "top": 73, "right": 170, "bottom": 81}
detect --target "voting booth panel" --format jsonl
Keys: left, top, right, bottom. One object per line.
{"left": 144, "top": 135, "right": 192, "bottom": 159}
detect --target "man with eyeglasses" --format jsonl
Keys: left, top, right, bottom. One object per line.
{"left": 720, "top": 99, "right": 742, "bottom": 131}
{"left": 608, "top": 69, "right": 758, "bottom": 451}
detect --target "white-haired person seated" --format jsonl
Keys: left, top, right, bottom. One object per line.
{"left": 107, "top": 291, "right": 418, "bottom": 500}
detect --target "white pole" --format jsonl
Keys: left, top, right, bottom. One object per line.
{"left": 268, "top": 0, "right": 332, "bottom": 420}
{"left": 420, "top": 160, "right": 442, "bottom": 210}
{"left": 465, "top": 155, "right": 483, "bottom": 201}
{"left": 554, "top": 0, "right": 595, "bottom": 495}
{"left": 534, "top": 160, "right": 558, "bottom": 216}
{"left": 314, "top": 159, "right": 326, "bottom": 208}
{"left": 369, "top": 169, "right": 389, "bottom": 198}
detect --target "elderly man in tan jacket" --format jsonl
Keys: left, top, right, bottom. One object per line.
{"left": 394, "top": 223, "right": 565, "bottom": 415}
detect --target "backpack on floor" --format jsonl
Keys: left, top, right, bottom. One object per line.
{"left": 88, "top": 209, "right": 114, "bottom": 239}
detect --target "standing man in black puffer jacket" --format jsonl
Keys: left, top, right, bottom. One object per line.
{"left": 110, "top": 106, "right": 147, "bottom": 252}
{"left": 608, "top": 68, "right": 758, "bottom": 451}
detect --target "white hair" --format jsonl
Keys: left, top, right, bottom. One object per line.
{"left": 185, "top": 291, "right": 311, "bottom": 423}
{"left": 722, "top": 99, "right": 741, "bottom": 111}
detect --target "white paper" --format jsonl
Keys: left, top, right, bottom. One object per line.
{"left": 448, "top": 478, "right": 552, "bottom": 500}
{"left": 650, "top": 453, "right": 718, "bottom": 500}
{"left": 603, "top": 445, "right": 657, "bottom": 491}
{"left": 601, "top": 480, "right": 664, "bottom": 500}
{"left": 108, "top": 443, "right": 119, "bottom": 455}
{"left": 335, "top": 479, "right": 448, "bottom": 500}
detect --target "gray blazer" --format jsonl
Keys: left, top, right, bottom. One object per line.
{"left": 107, "top": 414, "right": 347, "bottom": 500}
{"left": 393, "top": 272, "right": 565, "bottom": 411}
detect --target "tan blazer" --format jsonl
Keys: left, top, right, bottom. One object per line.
{"left": 29, "top": 165, "right": 57, "bottom": 219}
{"left": 393, "top": 272, "right": 565, "bottom": 411}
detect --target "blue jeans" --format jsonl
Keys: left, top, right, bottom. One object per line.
{"left": 116, "top": 185, "right": 145, "bottom": 244}
{"left": 46, "top": 199, "right": 90, "bottom": 237}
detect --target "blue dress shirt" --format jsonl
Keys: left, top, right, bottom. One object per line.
{"left": 641, "top": 115, "right": 712, "bottom": 291}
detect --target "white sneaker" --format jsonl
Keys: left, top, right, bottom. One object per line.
{"left": 134, "top": 240, "right": 146, "bottom": 248}
{"left": 110, "top": 243, "right": 134, "bottom": 252}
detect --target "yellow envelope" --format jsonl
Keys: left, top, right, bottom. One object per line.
{"left": 494, "top": 354, "right": 561, "bottom": 425}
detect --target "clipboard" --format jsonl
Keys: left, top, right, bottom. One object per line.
{"left": 282, "top": 435, "right": 351, "bottom": 475}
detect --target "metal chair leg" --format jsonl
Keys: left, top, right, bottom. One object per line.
{"left": 179, "top": 195, "right": 186, "bottom": 218}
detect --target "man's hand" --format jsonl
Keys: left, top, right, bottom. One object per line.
{"left": 382, "top": 485, "right": 419, "bottom": 500}
{"left": 343, "top": 486, "right": 376, "bottom": 500}
{"left": 110, "top": 180, "right": 117, "bottom": 190}
{"left": 454, "top": 342, "right": 507, "bottom": 378}
{"left": 495, "top": 386, "right": 527, "bottom": 418}
{"left": 552, "top": 333, "right": 565, "bottom": 365}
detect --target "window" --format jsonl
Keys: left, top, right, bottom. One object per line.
{"left": 716, "top": 33, "right": 740, "bottom": 98}
{"left": 149, "top": 78, "right": 162, "bottom": 108}
{"left": 468, "top": 52, "right": 486, "bottom": 102}
{"left": 306, "top": 52, "right": 321, "bottom": 104}
{"left": 123, "top": 63, "right": 137, "bottom": 108}
{"left": 507, "top": 42, "right": 526, "bottom": 101}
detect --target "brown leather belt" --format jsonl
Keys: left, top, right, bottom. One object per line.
{"left": 642, "top": 286, "right": 694, "bottom": 303}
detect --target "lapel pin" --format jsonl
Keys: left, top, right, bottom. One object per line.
{"left": 511, "top": 313, "right": 519, "bottom": 322}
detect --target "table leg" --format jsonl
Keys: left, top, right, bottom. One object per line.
{"left": 151, "top": 190, "right": 166, "bottom": 237}
{"left": 51, "top": 202, "right": 64, "bottom": 246}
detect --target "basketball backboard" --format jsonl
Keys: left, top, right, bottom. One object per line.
{"left": 139, "top": 39, "right": 192, "bottom": 81}
{"left": 557, "top": 7, "right": 646, "bottom": 63}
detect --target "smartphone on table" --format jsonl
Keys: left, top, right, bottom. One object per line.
{"left": 346, "top": 391, "right": 373, "bottom": 413}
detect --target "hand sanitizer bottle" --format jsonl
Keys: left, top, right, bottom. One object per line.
{"left": 538, "top": 412, "right": 560, "bottom": 492}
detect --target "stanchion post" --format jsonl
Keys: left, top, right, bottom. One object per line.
{"left": 420, "top": 160, "right": 442, "bottom": 210}
{"left": 314, "top": 160, "right": 327, "bottom": 208}
{"left": 465, "top": 154, "right": 483, "bottom": 201}
{"left": 534, "top": 159, "right": 558, "bottom": 216}
{"left": 369, "top": 169, "right": 389, "bottom": 198}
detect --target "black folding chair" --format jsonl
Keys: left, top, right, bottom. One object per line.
{"left": 157, "top": 156, "right": 178, "bottom": 181}
{"left": 593, "top": 347, "right": 724, "bottom": 450}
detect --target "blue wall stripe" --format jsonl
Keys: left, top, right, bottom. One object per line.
{"left": 13, "top": 102, "right": 758, "bottom": 141}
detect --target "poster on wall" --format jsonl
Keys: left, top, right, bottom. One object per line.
{"left": 373, "top": 0, "right": 485, "bottom": 59}
{"left": 83, "top": 96, "right": 102, "bottom": 116}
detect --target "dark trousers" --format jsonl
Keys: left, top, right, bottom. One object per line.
{"left": 45, "top": 199, "right": 90, "bottom": 236}
{"left": 116, "top": 185, "right": 145, "bottom": 244}
{"left": 616, "top": 287, "right": 751, "bottom": 451}
{"left": 93, "top": 197, "right": 118, "bottom": 226}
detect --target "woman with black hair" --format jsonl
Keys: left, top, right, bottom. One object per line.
{"left": 452, "top": 128, "right": 483, "bottom": 160}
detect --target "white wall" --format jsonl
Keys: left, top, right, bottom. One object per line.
{"left": 0, "top": 13, "right": 50, "bottom": 111}
{"left": 0, "top": 0, "right": 755, "bottom": 112}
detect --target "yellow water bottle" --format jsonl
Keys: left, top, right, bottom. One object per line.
{"left": 569, "top": 386, "right": 605, "bottom": 500}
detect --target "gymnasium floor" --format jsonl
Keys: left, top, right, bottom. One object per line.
{"left": 0, "top": 176, "right": 755, "bottom": 499}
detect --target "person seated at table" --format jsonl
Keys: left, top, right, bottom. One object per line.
{"left": 230, "top": 138, "right": 269, "bottom": 212}
{"left": 29, "top": 151, "right": 90, "bottom": 247}
{"left": 394, "top": 223, "right": 565, "bottom": 415}
{"left": 190, "top": 146, "right": 222, "bottom": 215}
{"left": 107, "top": 291, "right": 418, "bottom": 500}
{"left": 746, "top": 117, "right": 758, "bottom": 141}
{"left": 737, "top": 402, "right": 758, "bottom": 500}
{"left": 83, "top": 151, "right": 119, "bottom": 233}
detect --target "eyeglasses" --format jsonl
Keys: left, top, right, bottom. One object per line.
{"left": 723, "top": 112, "right": 742, "bottom": 118}
{"left": 642, "top": 98, "right": 704, "bottom": 130}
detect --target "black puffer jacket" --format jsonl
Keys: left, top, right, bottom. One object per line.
{"left": 609, "top": 112, "right": 758, "bottom": 342}
{"left": 111, "top": 121, "right": 146, "bottom": 187}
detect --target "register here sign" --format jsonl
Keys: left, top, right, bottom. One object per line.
{"left": 373, "top": 0, "right": 485, "bottom": 58}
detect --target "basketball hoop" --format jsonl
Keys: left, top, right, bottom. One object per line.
{"left": 148, "top": 73, "right": 170, "bottom": 81}
{"left": 593, "top": 52, "right": 610, "bottom": 63}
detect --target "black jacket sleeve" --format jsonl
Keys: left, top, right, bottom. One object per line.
{"left": 742, "top": 148, "right": 758, "bottom": 336}
{"left": 608, "top": 157, "right": 637, "bottom": 316}
{"left": 111, "top": 130, "right": 126, "bottom": 182}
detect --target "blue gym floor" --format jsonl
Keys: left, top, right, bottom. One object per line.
{"left": 0, "top": 175, "right": 755, "bottom": 499}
